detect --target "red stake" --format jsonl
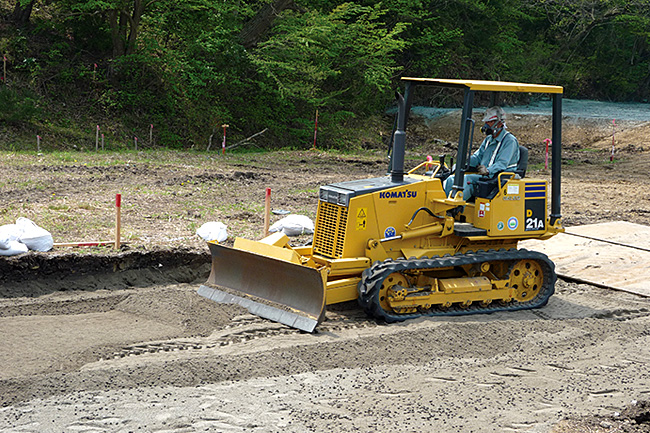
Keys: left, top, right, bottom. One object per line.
{"left": 222, "top": 124, "right": 229, "bottom": 155}
{"left": 611, "top": 119, "right": 616, "bottom": 162}
{"left": 115, "top": 194, "right": 122, "bottom": 249}
{"left": 543, "top": 138, "right": 551, "bottom": 170}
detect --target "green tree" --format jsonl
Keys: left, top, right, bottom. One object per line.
{"left": 68, "top": 0, "right": 154, "bottom": 57}
{"left": 247, "top": 3, "right": 407, "bottom": 114}
{"left": 520, "top": 0, "right": 650, "bottom": 99}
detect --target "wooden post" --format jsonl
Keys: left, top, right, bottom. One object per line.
{"left": 221, "top": 124, "right": 229, "bottom": 155}
{"left": 96, "top": 125, "right": 99, "bottom": 151}
{"left": 134, "top": 136, "right": 138, "bottom": 151}
{"left": 101, "top": 133, "right": 104, "bottom": 150}
{"left": 312, "top": 109, "right": 319, "bottom": 150}
{"left": 37, "top": 135, "right": 41, "bottom": 152}
{"left": 264, "top": 187, "right": 271, "bottom": 237}
{"left": 150, "top": 124, "right": 153, "bottom": 146}
{"left": 115, "top": 194, "right": 122, "bottom": 249}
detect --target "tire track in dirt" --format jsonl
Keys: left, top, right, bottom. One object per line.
{"left": 1, "top": 304, "right": 649, "bottom": 432}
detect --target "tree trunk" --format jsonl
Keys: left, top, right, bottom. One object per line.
{"left": 109, "top": 0, "right": 148, "bottom": 58}
{"left": 125, "top": 0, "right": 146, "bottom": 55}
{"left": 240, "top": 0, "right": 297, "bottom": 49}
{"left": 109, "top": 10, "right": 127, "bottom": 58}
{"left": 11, "top": 0, "right": 35, "bottom": 26}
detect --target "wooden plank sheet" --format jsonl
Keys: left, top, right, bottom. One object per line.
{"left": 564, "top": 221, "right": 650, "bottom": 251}
{"left": 520, "top": 221, "right": 650, "bottom": 297}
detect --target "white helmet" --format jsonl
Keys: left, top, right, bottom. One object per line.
{"left": 482, "top": 106, "right": 506, "bottom": 123}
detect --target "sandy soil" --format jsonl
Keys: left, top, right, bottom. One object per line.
{"left": 1, "top": 111, "right": 650, "bottom": 432}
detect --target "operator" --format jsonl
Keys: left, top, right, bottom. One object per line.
{"left": 444, "top": 106, "right": 520, "bottom": 202}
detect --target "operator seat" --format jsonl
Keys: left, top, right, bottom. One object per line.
{"left": 514, "top": 145, "right": 528, "bottom": 178}
{"left": 474, "top": 145, "right": 528, "bottom": 200}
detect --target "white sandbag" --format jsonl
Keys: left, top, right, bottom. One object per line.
{"left": 0, "top": 224, "right": 23, "bottom": 250}
{"left": 269, "top": 215, "right": 314, "bottom": 236}
{"left": 16, "top": 217, "right": 53, "bottom": 252}
{"left": 196, "top": 221, "right": 228, "bottom": 242}
{"left": 0, "top": 240, "right": 29, "bottom": 256}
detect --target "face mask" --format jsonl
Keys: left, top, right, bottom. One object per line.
{"left": 481, "top": 123, "right": 493, "bottom": 136}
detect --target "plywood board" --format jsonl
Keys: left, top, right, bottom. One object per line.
{"left": 520, "top": 221, "right": 650, "bottom": 297}
{"left": 565, "top": 221, "right": 650, "bottom": 251}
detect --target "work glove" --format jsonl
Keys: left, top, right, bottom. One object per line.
{"left": 477, "top": 164, "right": 489, "bottom": 176}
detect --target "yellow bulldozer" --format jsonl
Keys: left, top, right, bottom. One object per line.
{"left": 198, "top": 78, "right": 564, "bottom": 332}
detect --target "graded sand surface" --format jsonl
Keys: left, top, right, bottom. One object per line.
{"left": 1, "top": 281, "right": 649, "bottom": 432}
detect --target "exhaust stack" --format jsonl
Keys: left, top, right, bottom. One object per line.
{"left": 391, "top": 92, "right": 407, "bottom": 183}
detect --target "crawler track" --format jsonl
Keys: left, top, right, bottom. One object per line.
{"left": 358, "top": 249, "right": 556, "bottom": 323}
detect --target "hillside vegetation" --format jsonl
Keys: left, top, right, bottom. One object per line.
{"left": 1, "top": 0, "right": 649, "bottom": 150}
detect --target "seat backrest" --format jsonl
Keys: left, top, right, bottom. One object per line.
{"left": 515, "top": 145, "right": 528, "bottom": 178}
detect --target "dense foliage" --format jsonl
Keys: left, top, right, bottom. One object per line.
{"left": 1, "top": 0, "right": 649, "bottom": 149}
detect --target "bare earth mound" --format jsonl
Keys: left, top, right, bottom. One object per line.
{"left": 1, "top": 112, "right": 650, "bottom": 432}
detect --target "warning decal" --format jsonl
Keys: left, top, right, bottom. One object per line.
{"left": 356, "top": 207, "right": 368, "bottom": 230}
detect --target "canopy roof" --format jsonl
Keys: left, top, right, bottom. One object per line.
{"left": 401, "top": 77, "right": 563, "bottom": 94}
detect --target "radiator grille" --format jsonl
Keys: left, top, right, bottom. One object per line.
{"left": 313, "top": 202, "right": 348, "bottom": 259}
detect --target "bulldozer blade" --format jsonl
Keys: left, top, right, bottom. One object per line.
{"left": 198, "top": 241, "right": 326, "bottom": 333}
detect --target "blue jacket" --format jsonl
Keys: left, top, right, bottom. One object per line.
{"left": 469, "top": 128, "right": 520, "bottom": 177}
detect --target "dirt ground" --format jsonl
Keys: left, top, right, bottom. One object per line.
{"left": 1, "top": 110, "right": 650, "bottom": 432}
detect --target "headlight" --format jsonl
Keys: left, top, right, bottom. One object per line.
{"left": 319, "top": 186, "right": 351, "bottom": 207}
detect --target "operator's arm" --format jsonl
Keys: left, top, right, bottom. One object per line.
{"left": 486, "top": 134, "right": 519, "bottom": 176}
{"left": 468, "top": 138, "right": 488, "bottom": 168}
